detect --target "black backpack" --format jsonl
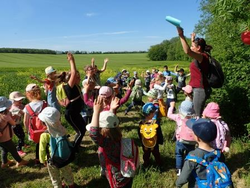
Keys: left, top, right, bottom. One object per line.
{"left": 195, "top": 54, "right": 224, "bottom": 88}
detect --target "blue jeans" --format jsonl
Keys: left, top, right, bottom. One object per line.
{"left": 175, "top": 141, "right": 195, "bottom": 169}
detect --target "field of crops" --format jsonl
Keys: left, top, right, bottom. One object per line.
{"left": 0, "top": 53, "right": 249, "bottom": 188}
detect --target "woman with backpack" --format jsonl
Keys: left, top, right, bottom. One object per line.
{"left": 87, "top": 96, "right": 133, "bottom": 188}
{"left": 177, "top": 29, "right": 212, "bottom": 117}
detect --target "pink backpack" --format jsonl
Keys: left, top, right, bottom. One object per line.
{"left": 178, "top": 118, "right": 196, "bottom": 143}
{"left": 211, "top": 118, "right": 231, "bottom": 151}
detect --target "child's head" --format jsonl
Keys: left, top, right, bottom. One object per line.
{"left": 179, "top": 100, "right": 195, "bottom": 118}
{"left": 166, "top": 76, "right": 173, "bottom": 84}
{"left": 9, "top": 91, "right": 25, "bottom": 105}
{"left": 178, "top": 68, "right": 185, "bottom": 76}
{"left": 146, "top": 70, "right": 150, "bottom": 75}
{"left": 135, "top": 79, "right": 142, "bottom": 86}
{"left": 187, "top": 118, "right": 217, "bottom": 143}
{"left": 202, "top": 102, "right": 220, "bottom": 119}
{"left": 155, "top": 74, "right": 164, "bottom": 84}
{"left": 182, "top": 85, "right": 193, "bottom": 98}
{"left": 146, "top": 89, "right": 157, "bottom": 102}
{"left": 142, "top": 102, "right": 157, "bottom": 119}
{"left": 84, "top": 65, "right": 95, "bottom": 76}
{"left": 45, "top": 66, "right": 57, "bottom": 80}
{"left": 0, "top": 96, "right": 12, "bottom": 114}
{"left": 25, "top": 83, "right": 41, "bottom": 101}
{"left": 164, "top": 65, "right": 168, "bottom": 71}
{"left": 87, "top": 111, "right": 121, "bottom": 142}
{"left": 99, "top": 86, "right": 114, "bottom": 104}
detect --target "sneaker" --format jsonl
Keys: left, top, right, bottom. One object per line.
{"left": 176, "top": 169, "right": 181, "bottom": 176}
{"left": 16, "top": 160, "right": 28, "bottom": 167}
{"left": 17, "top": 150, "right": 27, "bottom": 157}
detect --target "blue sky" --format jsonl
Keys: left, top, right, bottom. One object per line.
{"left": 0, "top": 0, "right": 202, "bottom": 52}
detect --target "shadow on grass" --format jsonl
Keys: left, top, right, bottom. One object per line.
{"left": 82, "top": 177, "right": 109, "bottom": 188}
{"left": 0, "top": 168, "right": 48, "bottom": 188}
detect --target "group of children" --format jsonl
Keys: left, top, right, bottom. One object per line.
{"left": 0, "top": 54, "right": 233, "bottom": 188}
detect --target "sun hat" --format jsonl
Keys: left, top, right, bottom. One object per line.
{"left": 0, "top": 96, "right": 12, "bottom": 112}
{"left": 25, "top": 83, "right": 38, "bottom": 92}
{"left": 142, "top": 102, "right": 157, "bottom": 115}
{"left": 179, "top": 100, "right": 195, "bottom": 117}
{"left": 106, "top": 77, "right": 117, "bottom": 84}
{"left": 186, "top": 118, "right": 217, "bottom": 142}
{"left": 9, "top": 91, "right": 25, "bottom": 101}
{"left": 135, "top": 79, "right": 142, "bottom": 86}
{"left": 38, "top": 107, "right": 66, "bottom": 137}
{"left": 146, "top": 70, "right": 150, "bottom": 73}
{"left": 145, "top": 89, "right": 157, "bottom": 99}
{"left": 182, "top": 85, "right": 193, "bottom": 94}
{"left": 122, "top": 69, "right": 127, "bottom": 73}
{"left": 86, "top": 111, "right": 119, "bottom": 131}
{"left": 99, "top": 86, "right": 113, "bottom": 98}
{"left": 45, "top": 66, "right": 56, "bottom": 76}
{"left": 166, "top": 76, "right": 173, "bottom": 81}
{"left": 202, "top": 102, "right": 220, "bottom": 119}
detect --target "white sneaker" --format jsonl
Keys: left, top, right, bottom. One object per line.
{"left": 176, "top": 169, "right": 181, "bottom": 176}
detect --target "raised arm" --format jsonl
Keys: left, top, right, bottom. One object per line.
{"left": 30, "top": 75, "right": 46, "bottom": 84}
{"left": 177, "top": 27, "right": 203, "bottom": 62}
{"left": 99, "top": 58, "right": 108, "bottom": 72}
{"left": 91, "top": 58, "right": 95, "bottom": 68}
{"left": 67, "top": 53, "right": 77, "bottom": 88}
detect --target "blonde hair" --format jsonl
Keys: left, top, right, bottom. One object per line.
{"left": 100, "top": 127, "right": 122, "bottom": 142}
{"left": 26, "top": 85, "right": 41, "bottom": 101}
{"left": 155, "top": 74, "right": 164, "bottom": 82}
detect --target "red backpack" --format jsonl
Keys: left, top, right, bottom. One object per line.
{"left": 26, "top": 101, "right": 47, "bottom": 143}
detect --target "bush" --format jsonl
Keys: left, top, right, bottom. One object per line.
{"left": 147, "top": 44, "right": 167, "bottom": 61}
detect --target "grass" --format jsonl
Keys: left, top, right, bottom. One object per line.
{"left": 0, "top": 53, "right": 250, "bottom": 188}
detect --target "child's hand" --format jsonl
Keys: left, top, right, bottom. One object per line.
{"left": 91, "top": 58, "right": 95, "bottom": 65}
{"left": 30, "top": 75, "right": 37, "bottom": 80}
{"left": 67, "top": 53, "right": 74, "bottom": 62}
{"left": 110, "top": 97, "right": 119, "bottom": 112}
{"left": 93, "top": 96, "right": 103, "bottom": 113}
{"left": 170, "top": 101, "right": 175, "bottom": 108}
{"left": 104, "top": 58, "right": 109, "bottom": 64}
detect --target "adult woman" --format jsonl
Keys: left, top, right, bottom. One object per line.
{"left": 64, "top": 53, "right": 86, "bottom": 151}
{"left": 177, "top": 28, "right": 212, "bottom": 117}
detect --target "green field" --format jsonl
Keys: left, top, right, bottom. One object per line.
{"left": 0, "top": 53, "right": 249, "bottom": 188}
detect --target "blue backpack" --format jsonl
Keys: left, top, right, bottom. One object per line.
{"left": 48, "top": 135, "right": 75, "bottom": 168}
{"left": 186, "top": 150, "right": 233, "bottom": 188}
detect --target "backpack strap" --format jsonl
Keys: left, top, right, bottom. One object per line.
{"left": 26, "top": 104, "right": 35, "bottom": 116}
{"left": 204, "top": 149, "right": 220, "bottom": 161}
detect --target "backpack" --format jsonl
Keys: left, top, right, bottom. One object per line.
{"left": 26, "top": 101, "right": 47, "bottom": 143}
{"left": 48, "top": 135, "right": 75, "bottom": 168}
{"left": 195, "top": 54, "right": 224, "bottom": 88}
{"left": 132, "top": 87, "right": 143, "bottom": 101}
{"left": 120, "top": 138, "right": 140, "bottom": 178}
{"left": 178, "top": 118, "right": 196, "bottom": 144}
{"left": 186, "top": 150, "right": 233, "bottom": 188}
{"left": 56, "top": 83, "right": 81, "bottom": 107}
{"left": 211, "top": 119, "right": 231, "bottom": 151}
{"left": 140, "top": 123, "right": 158, "bottom": 149}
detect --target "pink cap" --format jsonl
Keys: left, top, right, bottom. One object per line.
{"left": 203, "top": 102, "right": 220, "bottom": 118}
{"left": 182, "top": 85, "right": 193, "bottom": 94}
{"left": 99, "top": 86, "right": 113, "bottom": 98}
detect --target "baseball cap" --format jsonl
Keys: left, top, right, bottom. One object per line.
{"left": 106, "top": 77, "right": 117, "bottom": 84}
{"left": 25, "top": 83, "right": 38, "bottom": 92}
{"left": 45, "top": 66, "right": 56, "bottom": 76}
{"left": 9, "top": 91, "right": 25, "bottom": 101}
{"left": 99, "top": 86, "right": 113, "bottom": 98}
{"left": 0, "top": 96, "right": 12, "bottom": 112}
{"left": 135, "top": 79, "right": 142, "bottom": 86}
{"left": 182, "top": 85, "right": 193, "bottom": 94}
{"left": 142, "top": 102, "right": 157, "bottom": 115}
{"left": 86, "top": 111, "right": 119, "bottom": 131}
{"left": 186, "top": 118, "right": 217, "bottom": 142}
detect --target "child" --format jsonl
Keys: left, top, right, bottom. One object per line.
{"left": 176, "top": 118, "right": 222, "bottom": 187}
{"left": 139, "top": 102, "right": 163, "bottom": 170}
{"left": 9, "top": 91, "right": 26, "bottom": 157}
{"left": 87, "top": 96, "right": 133, "bottom": 188}
{"left": 167, "top": 101, "right": 196, "bottom": 176}
{"left": 0, "top": 96, "right": 28, "bottom": 168}
{"left": 144, "top": 70, "right": 151, "bottom": 92}
{"left": 182, "top": 85, "right": 193, "bottom": 101}
{"left": 173, "top": 65, "right": 190, "bottom": 94}
{"left": 30, "top": 66, "right": 61, "bottom": 111}
{"left": 125, "top": 79, "right": 145, "bottom": 115}
{"left": 202, "top": 102, "right": 231, "bottom": 152}
{"left": 23, "top": 83, "right": 47, "bottom": 164}
{"left": 38, "top": 107, "right": 75, "bottom": 188}
{"left": 91, "top": 57, "right": 108, "bottom": 86}
{"left": 165, "top": 76, "right": 177, "bottom": 109}
{"left": 153, "top": 74, "right": 168, "bottom": 100}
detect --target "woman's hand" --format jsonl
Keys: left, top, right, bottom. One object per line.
{"left": 177, "top": 27, "right": 184, "bottom": 37}
{"left": 191, "top": 32, "right": 196, "bottom": 41}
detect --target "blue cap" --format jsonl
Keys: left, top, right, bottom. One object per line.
{"left": 186, "top": 118, "right": 217, "bottom": 142}
{"left": 142, "top": 102, "right": 157, "bottom": 115}
{"left": 106, "top": 77, "right": 117, "bottom": 84}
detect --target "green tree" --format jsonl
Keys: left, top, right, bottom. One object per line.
{"left": 147, "top": 44, "right": 167, "bottom": 61}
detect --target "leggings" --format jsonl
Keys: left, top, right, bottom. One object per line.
{"left": 193, "top": 88, "right": 206, "bottom": 117}
{"left": 65, "top": 110, "right": 86, "bottom": 150}
{"left": 0, "top": 139, "right": 22, "bottom": 164}
{"left": 13, "top": 124, "right": 25, "bottom": 151}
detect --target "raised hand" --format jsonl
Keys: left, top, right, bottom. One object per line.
{"left": 67, "top": 52, "right": 74, "bottom": 62}
{"left": 110, "top": 97, "right": 120, "bottom": 112}
{"left": 93, "top": 96, "right": 104, "bottom": 113}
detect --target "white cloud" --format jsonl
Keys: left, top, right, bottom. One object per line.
{"left": 86, "top": 12, "right": 97, "bottom": 17}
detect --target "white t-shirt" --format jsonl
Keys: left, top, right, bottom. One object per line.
{"left": 154, "top": 82, "right": 168, "bottom": 99}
